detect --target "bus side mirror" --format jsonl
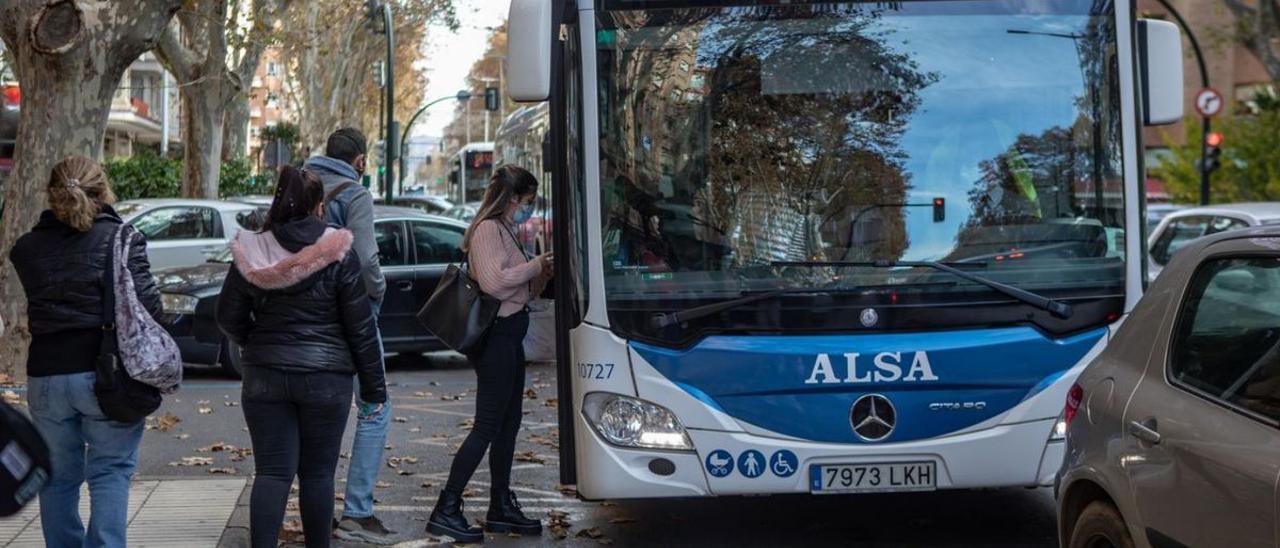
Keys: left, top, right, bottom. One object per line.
{"left": 507, "top": 0, "right": 552, "bottom": 102}
{"left": 1138, "top": 19, "right": 1184, "bottom": 126}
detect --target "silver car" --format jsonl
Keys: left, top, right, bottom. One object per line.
{"left": 1057, "top": 225, "right": 1280, "bottom": 548}
{"left": 116, "top": 199, "right": 259, "bottom": 270}
{"left": 1147, "top": 202, "right": 1280, "bottom": 281}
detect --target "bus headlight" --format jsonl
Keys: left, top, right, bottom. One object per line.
{"left": 583, "top": 392, "right": 693, "bottom": 451}
{"left": 161, "top": 293, "right": 198, "bottom": 315}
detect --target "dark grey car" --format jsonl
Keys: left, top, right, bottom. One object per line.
{"left": 1057, "top": 225, "right": 1280, "bottom": 548}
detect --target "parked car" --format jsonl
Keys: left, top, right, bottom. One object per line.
{"left": 442, "top": 202, "right": 479, "bottom": 222}
{"left": 1057, "top": 224, "right": 1280, "bottom": 548}
{"left": 1147, "top": 202, "right": 1280, "bottom": 280}
{"left": 1144, "top": 203, "right": 1184, "bottom": 235}
{"left": 155, "top": 206, "right": 467, "bottom": 377}
{"left": 378, "top": 195, "right": 454, "bottom": 215}
{"left": 116, "top": 199, "right": 259, "bottom": 270}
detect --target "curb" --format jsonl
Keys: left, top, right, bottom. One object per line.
{"left": 217, "top": 479, "right": 253, "bottom": 547}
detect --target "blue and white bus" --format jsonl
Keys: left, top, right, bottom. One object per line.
{"left": 504, "top": 0, "right": 1185, "bottom": 499}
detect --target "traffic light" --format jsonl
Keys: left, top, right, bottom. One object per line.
{"left": 485, "top": 87, "right": 500, "bottom": 112}
{"left": 372, "top": 140, "right": 386, "bottom": 165}
{"left": 1199, "top": 132, "right": 1223, "bottom": 173}
{"left": 933, "top": 197, "right": 945, "bottom": 222}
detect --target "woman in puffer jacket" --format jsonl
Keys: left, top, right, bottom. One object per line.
{"left": 216, "top": 166, "right": 386, "bottom": 548}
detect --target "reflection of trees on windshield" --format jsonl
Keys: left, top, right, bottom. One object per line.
{"left": 957, "top": 3, "right": 1121, "bottom": 262}
{"left": 599, "top": 5, "right": 937, "bottom": 272}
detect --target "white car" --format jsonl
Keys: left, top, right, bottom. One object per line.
{"left": 1148, "top": 202, "right": 1280, "bottom": 280}
{"left": 115, "top": 199, "right": 260, "bottom": 271}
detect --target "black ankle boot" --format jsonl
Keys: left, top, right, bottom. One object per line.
{"left": 427, "top": 490, "right": 484, "bottom": 543}
{"left": 485, "top": 490, "right": 542, "bottom": 535}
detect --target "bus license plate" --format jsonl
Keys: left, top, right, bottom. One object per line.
{"left": 810, "top": 462, "right": 936, "bottom": 493}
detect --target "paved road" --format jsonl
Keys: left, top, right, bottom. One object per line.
{"left": 132, "top": 354, "right": 1059, "bottom": 547}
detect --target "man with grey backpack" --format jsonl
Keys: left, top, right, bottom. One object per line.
{"left": 303, "top": 127, "right": 397, "bottom": 544}
{"left": 9, "top": 156, "right": 178, "bottom": 548}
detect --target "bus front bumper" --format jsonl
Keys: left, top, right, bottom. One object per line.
{"left": 573, "top": 413, "right": 1059, "bottom": 500}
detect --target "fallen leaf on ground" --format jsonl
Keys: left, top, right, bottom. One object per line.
{"left": 461, "top": 488, "right": 480, "bottom": 497}
{"left": 557, "top": 485, "right": 578, "bottom": 497}
{"left": 523, "top": 388, "right": 538, "bottom": 400}
{"left": 340, "top": 452, "right": 350, "bottom": 459}
{"left": 420, "top": 481, "right": 435, "bottom": 489}
{"left": 458, "top": 418, "right": 475, "bottom": 430}
{"left": 576, "top": 527, "right": 605, "bottom": 540}
{"left": 514, "top": 451, "right": 546, "bottom": 464}
{"left": 397, "top": 470, "right": 414, "bottom": 476}
{"left": 169, "top": 456, "right": 213, "bottom": 467}
{"left": 543, "top": 398, "right": 558, "bottom": 408}
{"left": 394, "top": 416, "right": 409, "bottom": 423}
{"left": 608, "top": 517, "right": 636, "bottom": 524}
{"left": 375, "top": 481, "right": 392, "bottom": 489}
{"left": 147, "top": 412, "right": 181, "bottom": 432}
{"left": 174, "top": 434, "right": 190, "bottom": 440}
{"left": 335, "top": 493, "right": 345, "bottom": 501}
{"left": 197, "top": 442, "right": 235, "bottom": 453}
{"left": 409, "top": 427, "right": 422, "bottom": 433}
{"left": 280, "top": 519, "right": 304, "bottom": 543}
{"left": 197, "top": 407, "right": 213, "bottom": 415}
{"left": 413, "top": 391, "right": 428, "bottom": 397}
{"left": 208, "top": 467, "right": 236, "bottom": 475}
{"left": 224, "top": 401, "right": 238, "bottom": 407}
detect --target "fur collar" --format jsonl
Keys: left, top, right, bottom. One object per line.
{"left": 230, "top": 228, "right": 353, "bottom": 290}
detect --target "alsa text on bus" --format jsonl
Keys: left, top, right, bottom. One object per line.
{"left": 804, "top": 352, "right": 939, "bottom": 384}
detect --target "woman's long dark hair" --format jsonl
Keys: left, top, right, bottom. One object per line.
{"left": 462, "top": 165, "right": 539, "bottom": 252}
{"left": 261, "top": 166, "right": 325, "bottom": 233}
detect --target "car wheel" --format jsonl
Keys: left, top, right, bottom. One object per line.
{"left": 1069, "top": 501, "right": 1134, "bottom": 548}
{"left": 219, "top": 340, "right": 244, "bottom": 379}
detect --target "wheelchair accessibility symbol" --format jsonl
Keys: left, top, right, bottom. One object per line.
{"left": 705, "top": 449, "right": 733, "bottom": 478}
{"left": 770, "top": 450, "right": 798, "bottom": 478}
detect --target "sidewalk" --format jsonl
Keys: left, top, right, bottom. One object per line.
{"left": 0, "top": 478, "right": 245, "bottom": 548}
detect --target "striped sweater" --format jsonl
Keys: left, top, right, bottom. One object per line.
{"left": 470, "top": 218, "right": 541, "bottom": 317}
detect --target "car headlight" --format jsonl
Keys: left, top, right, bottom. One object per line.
{"left": 582, "top": 392, "right": 693, "bottom": 451}
{"left": 161, "top": 293, "right": 198, "bottom": 315}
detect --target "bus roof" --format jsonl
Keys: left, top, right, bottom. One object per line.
{"left": 457, "top": 142, "right": 494, "bottom": 153}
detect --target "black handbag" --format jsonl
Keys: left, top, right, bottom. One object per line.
{"left": 416, "top": 261, "right": 500, "bottom": 355}
{"left": 94, "top": 226, "right": 162, "bottom": 423}
{"left": 0, "top": 401, "right": 50, "bottom": 516}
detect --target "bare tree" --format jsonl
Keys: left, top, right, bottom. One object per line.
{"left": 1223, "top": 0, "right": 1280, "bottom": 81}
{"left": 156, "top": 0, "right": 289, "bottom": 198}
{"left": 281, "top": 0, "right": 455, "bottom": 157}
{"left": 0, "top": 0, "right": 181, "bottom": 377}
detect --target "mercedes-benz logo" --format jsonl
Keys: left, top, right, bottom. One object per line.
{"left": 850, "top": 394, "right": 896, "bottom": 442}
{"left": 860, "top": 308, "right": 879, "bottom": 327}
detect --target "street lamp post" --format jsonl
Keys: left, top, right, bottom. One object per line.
{"left": 399, "top": 90, "right": 473, "bottom": 188}
{"left": 367, "top": 0, "right": 397, "bottom": 201}
{"left": 1153, "top": 0, "right": 1213, "bottom": 205}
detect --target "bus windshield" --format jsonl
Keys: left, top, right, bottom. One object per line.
{"left": 596, "top": 1, "right": 1126, "bottom": 342}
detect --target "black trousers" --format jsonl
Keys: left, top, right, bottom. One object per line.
{"left": 242, "top": 368, "right": 353, "bottom": 548}
{"left": 445, "top": 311, "right": 530, "bottom": 498}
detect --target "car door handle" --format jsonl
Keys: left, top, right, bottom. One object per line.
{"left": 1128, "top": 418, "right": 1162, "bottom": 445}
{"left": 396, "top": 280, "right": 413, "bottom": 291}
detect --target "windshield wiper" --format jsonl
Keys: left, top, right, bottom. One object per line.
{"left": 647, "top": 281, "right": 959, "bottom": 329}
{"left": 773, "top": 260, "right": 1073, "bottom": 319}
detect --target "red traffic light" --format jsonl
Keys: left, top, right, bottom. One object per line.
{"left": 1206, "top": 132, "right": 1224, "bottom": 147}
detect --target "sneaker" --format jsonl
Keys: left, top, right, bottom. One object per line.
{"left": 334, "top": 515, "right": 398, "bottom": 545}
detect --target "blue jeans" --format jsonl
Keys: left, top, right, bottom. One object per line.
{"left": 28, "top": 372, "right": 144, "bottom": 548}
{"left": 343, "top": 299, "right": 389, "bottom": 519}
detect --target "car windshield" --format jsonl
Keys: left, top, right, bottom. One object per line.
{"left": 597, "top": 1, "right": 1124, "bottom": 309}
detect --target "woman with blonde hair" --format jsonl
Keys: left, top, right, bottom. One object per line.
{"left": 9, "top": 155, "right": 162, "bottom": 548}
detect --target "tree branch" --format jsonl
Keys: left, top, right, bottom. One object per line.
{"left": 154, "top": 22, "right": 198, "bottom": 82}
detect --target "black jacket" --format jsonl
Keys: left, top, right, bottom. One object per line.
{"left": 215, "top": 217, "right": 386, "bottom": 403}
{"left": 10, "top": 207, "right": 162, "bottom": 377}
